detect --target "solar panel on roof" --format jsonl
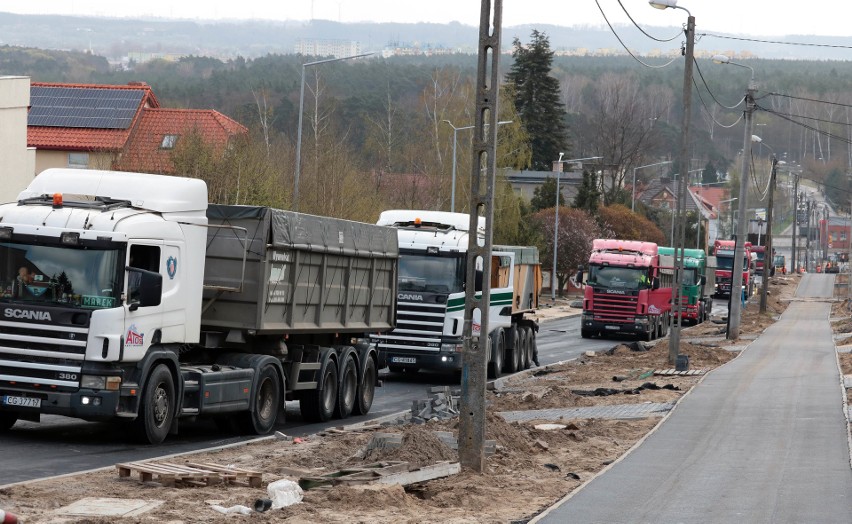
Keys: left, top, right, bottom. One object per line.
{"left": 28, "top": 86, "right": 144, "bottom": 130}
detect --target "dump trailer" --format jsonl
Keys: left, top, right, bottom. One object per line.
{"left": 0, "top": 169, "right": 397, "bottom": 444}
{"left": 581, "top": 239, "right": 672, "bottom": 341}
{"left": 658, "top": 247, "right": 713, "bottom": 325}
{"left": 372, "top": 210, "right": 541, "bottom": 379}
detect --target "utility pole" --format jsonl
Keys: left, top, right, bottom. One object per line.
{"left": 727, "top": 79, "right": 756, "bottom": 340}
{"left": 791, "top": 177, "right": 799, "bottom": 272}
{"left": 759, "top": 157, "right": 777, "bottom": 313}
{"left": 458, "top": 0, "right": 501, "bottom": 474}
{"left": 805, "top": 199, "right": 812, "bottom": 272}
{"left": 668, "top": 12, "right": 696, "bottom": 365}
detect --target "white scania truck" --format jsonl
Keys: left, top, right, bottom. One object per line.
{"left": 0, "top": 169, "right": 397, "bottom": 444}
{"left": 373, "top": 210, "right": 541, "bottom": 378}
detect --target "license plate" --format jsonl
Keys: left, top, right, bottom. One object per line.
{"left": 391, "top": 357, "right": 417, "bottom": 364}
{"left": 2, "top": 395, "right": 41, "bottom": 408}
{"left": 605, "top": 325, "right": 620, "bottom": 330}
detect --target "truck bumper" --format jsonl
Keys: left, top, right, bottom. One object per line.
{"left": 0, "top": 388, "right": 123, "bottom": 421}
{"left": 581, "top": 313, "right": 651, "bottom": 336}
{"left": 382, "top": 350, "right": 463, "bottom": 372}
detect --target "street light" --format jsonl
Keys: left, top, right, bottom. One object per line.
{"left": 294, "top": 52, "right": 374, "bottom": 212}
{"left": 650, "top": 0, "right": 695, "bottom": 364}
{"left": 632, "top": 160, "right": 673, "bottom": 212}
{"left": 713, "top": 53, "right": 756, "bottom": 340}
{"left": 443, "top": 120, "right": 512, "bottom": 213}
{"left": 551, "top": 154, "right": 602, "bottom": 301}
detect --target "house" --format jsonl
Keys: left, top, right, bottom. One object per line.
{"left": 0, "top": 76, "right": 36, "bottom": 202}
{"left": 27, "top": 81, "right": 246, "bottom": 175}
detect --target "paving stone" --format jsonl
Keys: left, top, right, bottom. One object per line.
{"left": 496, "top": 402, "right": 675, "bottom": 423}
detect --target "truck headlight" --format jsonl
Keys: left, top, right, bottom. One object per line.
{"left": 81, "top": 375, "right": 121, "bottom": 391}
{"left": 441, "top": 343, "right": 463, "bottom": 353}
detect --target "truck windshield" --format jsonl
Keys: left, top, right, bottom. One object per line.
{"left": 587, "top": 265, "right": 650, "bottom": 291}
{"left": 398, "top": 253, "right": 465, "bottom": 294}
{"left": 1, "top": 241, "right": 122, "bottom": 309}
{"left": 682, "top": 268, "right": 698, "bottom": 286}
{"left": 715, "top": 256, "right": 749, "bottom": 271}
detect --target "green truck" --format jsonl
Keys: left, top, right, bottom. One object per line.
{"left": 658, "top": 247, "right": 714, "bottom": 325}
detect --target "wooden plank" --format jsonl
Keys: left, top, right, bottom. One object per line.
{"left": 374, "top": 462, "right": 461, "bottom": 486}
{"left": 184, "top": 462, "right": 262, "bottom": 487}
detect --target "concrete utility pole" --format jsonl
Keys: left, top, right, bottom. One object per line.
{"left": 805, "top": 199, "right": 812, "bottom": 271}
{"left": 458, "top": 0, "right": 501, "bottom": 474}
{"left": 791, "top": 176, "right": 799, "bottom": 272}
{"left": 668, "top": 9, "right": 696, "bottom": 365}
{"left": 760, "top": 157, "right": 777, "bottom": 313}
{"left": 727, "top": 80, "right": 756, "bottom": 340}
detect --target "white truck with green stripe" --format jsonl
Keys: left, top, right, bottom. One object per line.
{"left": 373, "top": 210, "right": 541, "bottom": 378}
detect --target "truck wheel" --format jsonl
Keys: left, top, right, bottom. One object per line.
{"left": 506, "top": 326, "right": 521, "bottom": 374}
{"left": 487, "top": 330, "right": 503, "bottom": 379}
{"left": 519, "top": 328, "right": 530, "bottom": 370}
{"left": 334, "top": 354, "right": 357, "bottom": 419}
{"left": 236, "top": 365, "right": 281, "bottom": 435}
{"left": 135, "top": 364, "right": 175, "bottom": 445}
{"left": 353, "top": 355, "right": 377, "bottom": 416}
{"left": 529, "top": 328, "right": 539, "bottom": 366}
{"left": 0, "top": 411, "right": 18, "bottom": 431}
{"left": 300, "top": 359, "right": 338, "bottom": 423}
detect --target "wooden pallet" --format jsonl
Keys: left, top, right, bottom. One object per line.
{"left": 653, "top": 369, "right": 706, "bottom": 376}
{"left": 116, "top": 461, "right": 260, "bottom": 488}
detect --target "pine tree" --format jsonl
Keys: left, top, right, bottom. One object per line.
{"left": 701, "top": 161, "right": 717, "bottom": 185}
{"left": 573, "top": 170, "right": 601, "bottom": 214}
{"left": 530, "top": 177, "right": 567, "bottom": 212}
{"left": 505, "top": 30, "right": 570, "bottom": 171}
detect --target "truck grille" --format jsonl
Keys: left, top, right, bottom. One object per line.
{"left": 373, "top": 301, "right": 446, "bottom": 352}
{"left": 592, "top": 292, "right": 638, "bottom": 323}
{"left": 0, "top": 319, "right": 87, "bottom": 392}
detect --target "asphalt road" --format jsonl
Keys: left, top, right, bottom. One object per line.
{"left": 1, "top": 314, "right": 617, "bottom": 485}
{"left": 537, "top": 273, "right": 852, "bottom": 523}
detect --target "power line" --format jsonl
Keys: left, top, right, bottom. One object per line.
{"left": 616, "top": 0, "right": 682, "bottom": 43}
{"left": 692, "top": 75, "right": 744, "bottom": 129}
{"left": 692, "top": 57, "right": 745, "bottom": 110}
{"left": 594, "top": 0, "right": 679, "bottom": 70}
{"left": 700, "top": 33, "right": 852, "bottom": 50}
{"left": 766, "top": 92, "right": 852, "bottom": 110}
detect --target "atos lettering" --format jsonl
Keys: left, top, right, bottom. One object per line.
{"left": 126, "top": 324, "right": 144, "bottom": 346}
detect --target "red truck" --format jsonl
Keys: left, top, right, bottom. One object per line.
{"left": 713, "top": 239, "right": 754, "bottom": 298}
{"left": 752, "top": 245, "right": 775, "bottom": 277}
{"left": 580, "top": 239, "right": 673, "bottom": 341}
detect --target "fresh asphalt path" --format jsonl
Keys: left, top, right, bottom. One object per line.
{"left": 536, "top": 273, "right": 852, "bottom": 523}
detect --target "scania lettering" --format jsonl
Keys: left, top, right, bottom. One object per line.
{"left": 0, "top": 169, "right": 397, "bottom": 444}
{"left": 580, "top": 239, "right": 673, "bottom": 341}
{"left": 373, "top": 210, "right": 541, "bottom": 378}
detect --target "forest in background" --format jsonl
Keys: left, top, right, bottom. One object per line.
{"left": 4, "top": 44, "right": 852, "bottom": 288}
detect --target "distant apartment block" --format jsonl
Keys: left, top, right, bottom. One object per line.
{"left": 294, "top": 39, "right": 361, "bottom": 58}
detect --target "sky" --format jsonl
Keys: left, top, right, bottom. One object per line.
{"left": 3, "top": 0, "right": 852, "bottom": 38}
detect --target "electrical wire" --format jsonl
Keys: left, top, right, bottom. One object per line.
{"left": 616, "top": 0, "right": 682, "bottom": 43}
{"left": 693, "top": 58, "right": 745, "bottom": 110}
{"left": 692, "top": 76, "right": 744, "bottom": 129}
{"left": 594, "top": 0, "right": 679, "bottom": 69}
{"left": 766, "top": 92, "right": 852, "bottom": 110}
{"left": 700, "top": 33, "right": 852, "bottom": 51}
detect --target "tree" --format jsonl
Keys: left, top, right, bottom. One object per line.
{"left": 597, "top": 205, "right": 666, "bottom": 246}
{"left": 573, "top": 170, "right": 601, "bottom": 214}
{"left": 701, "top": 161, "right": 717, "bottom": 185}
{"left": 530, "top": 207, "right": 604, "bottom": 296}
{"left": 505, "top": 30, "right": 569, "bottom": 170}
{"left": 530, "top": 177, "right": 567, "bottom": 212}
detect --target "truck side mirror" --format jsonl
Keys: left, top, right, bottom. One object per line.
{"left": 127, "top": 267, "right": 162, "bottom": 310}
{"left": 699, "top": 275, "right": 706, "bottom": 286}
{"left": 652, "top": 277, "right": 660, "bottom": 290}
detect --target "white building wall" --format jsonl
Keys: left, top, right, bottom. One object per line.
{"left": 0, "top": 76, "right": 35, "bottom": 203}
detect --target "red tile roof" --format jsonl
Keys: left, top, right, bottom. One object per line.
{"left": 27, "top": 82, "right": 159, "bottom": 151}
{"left": 114, "top": 108, "right": 248, "bottom": 174}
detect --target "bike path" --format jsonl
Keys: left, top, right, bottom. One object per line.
{"left": 534, "top": 273, "right": 852, "bottom": 523}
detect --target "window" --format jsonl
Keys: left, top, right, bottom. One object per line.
{"left": 160, "top": 134, "right": 179, "bottom": 149}
{"left": 68, "top": 152, "right": 89, "bottom": 169}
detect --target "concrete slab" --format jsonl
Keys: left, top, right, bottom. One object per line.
{"left": 497, "top": 402, "right": 673, "bottom": 423}
{"left": 54, "top": 497, "right": 164, "bottom": 518}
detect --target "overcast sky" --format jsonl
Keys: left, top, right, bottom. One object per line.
{"left": 3, "top": 1, "right": 851, "bottom": 38}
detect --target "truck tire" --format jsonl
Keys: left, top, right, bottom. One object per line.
{"left": 135, "top": 364, "right": 175, "bottom": 445}
{"left": 353, "top": 354, "right": 377, "bottom": 416}
{"left": 334, "top": 353, "right": 358, "bottom": 419}
{"left": 519, "top": 328, "right": 530, "bottom": 370}
{"left": 0, "top": 411, "right": 18, "bottom": 431}
{"left": 487, "top": 329, "right": 503, "bottom": 379}
{"left": 236, "top": 365, "right": 281, "bottom": 435}
{"left": 300, "top": 359, "right": 338, "bottom": 423}
{"left": 506, "top": 326, "right": 521, "bottom": 373}
{"left": 528, "top": 328, "right": 539, "bottom": 366}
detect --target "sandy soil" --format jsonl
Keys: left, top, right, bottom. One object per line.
{"left": 0, "top": 273, "right": 832, "bottom": 524}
